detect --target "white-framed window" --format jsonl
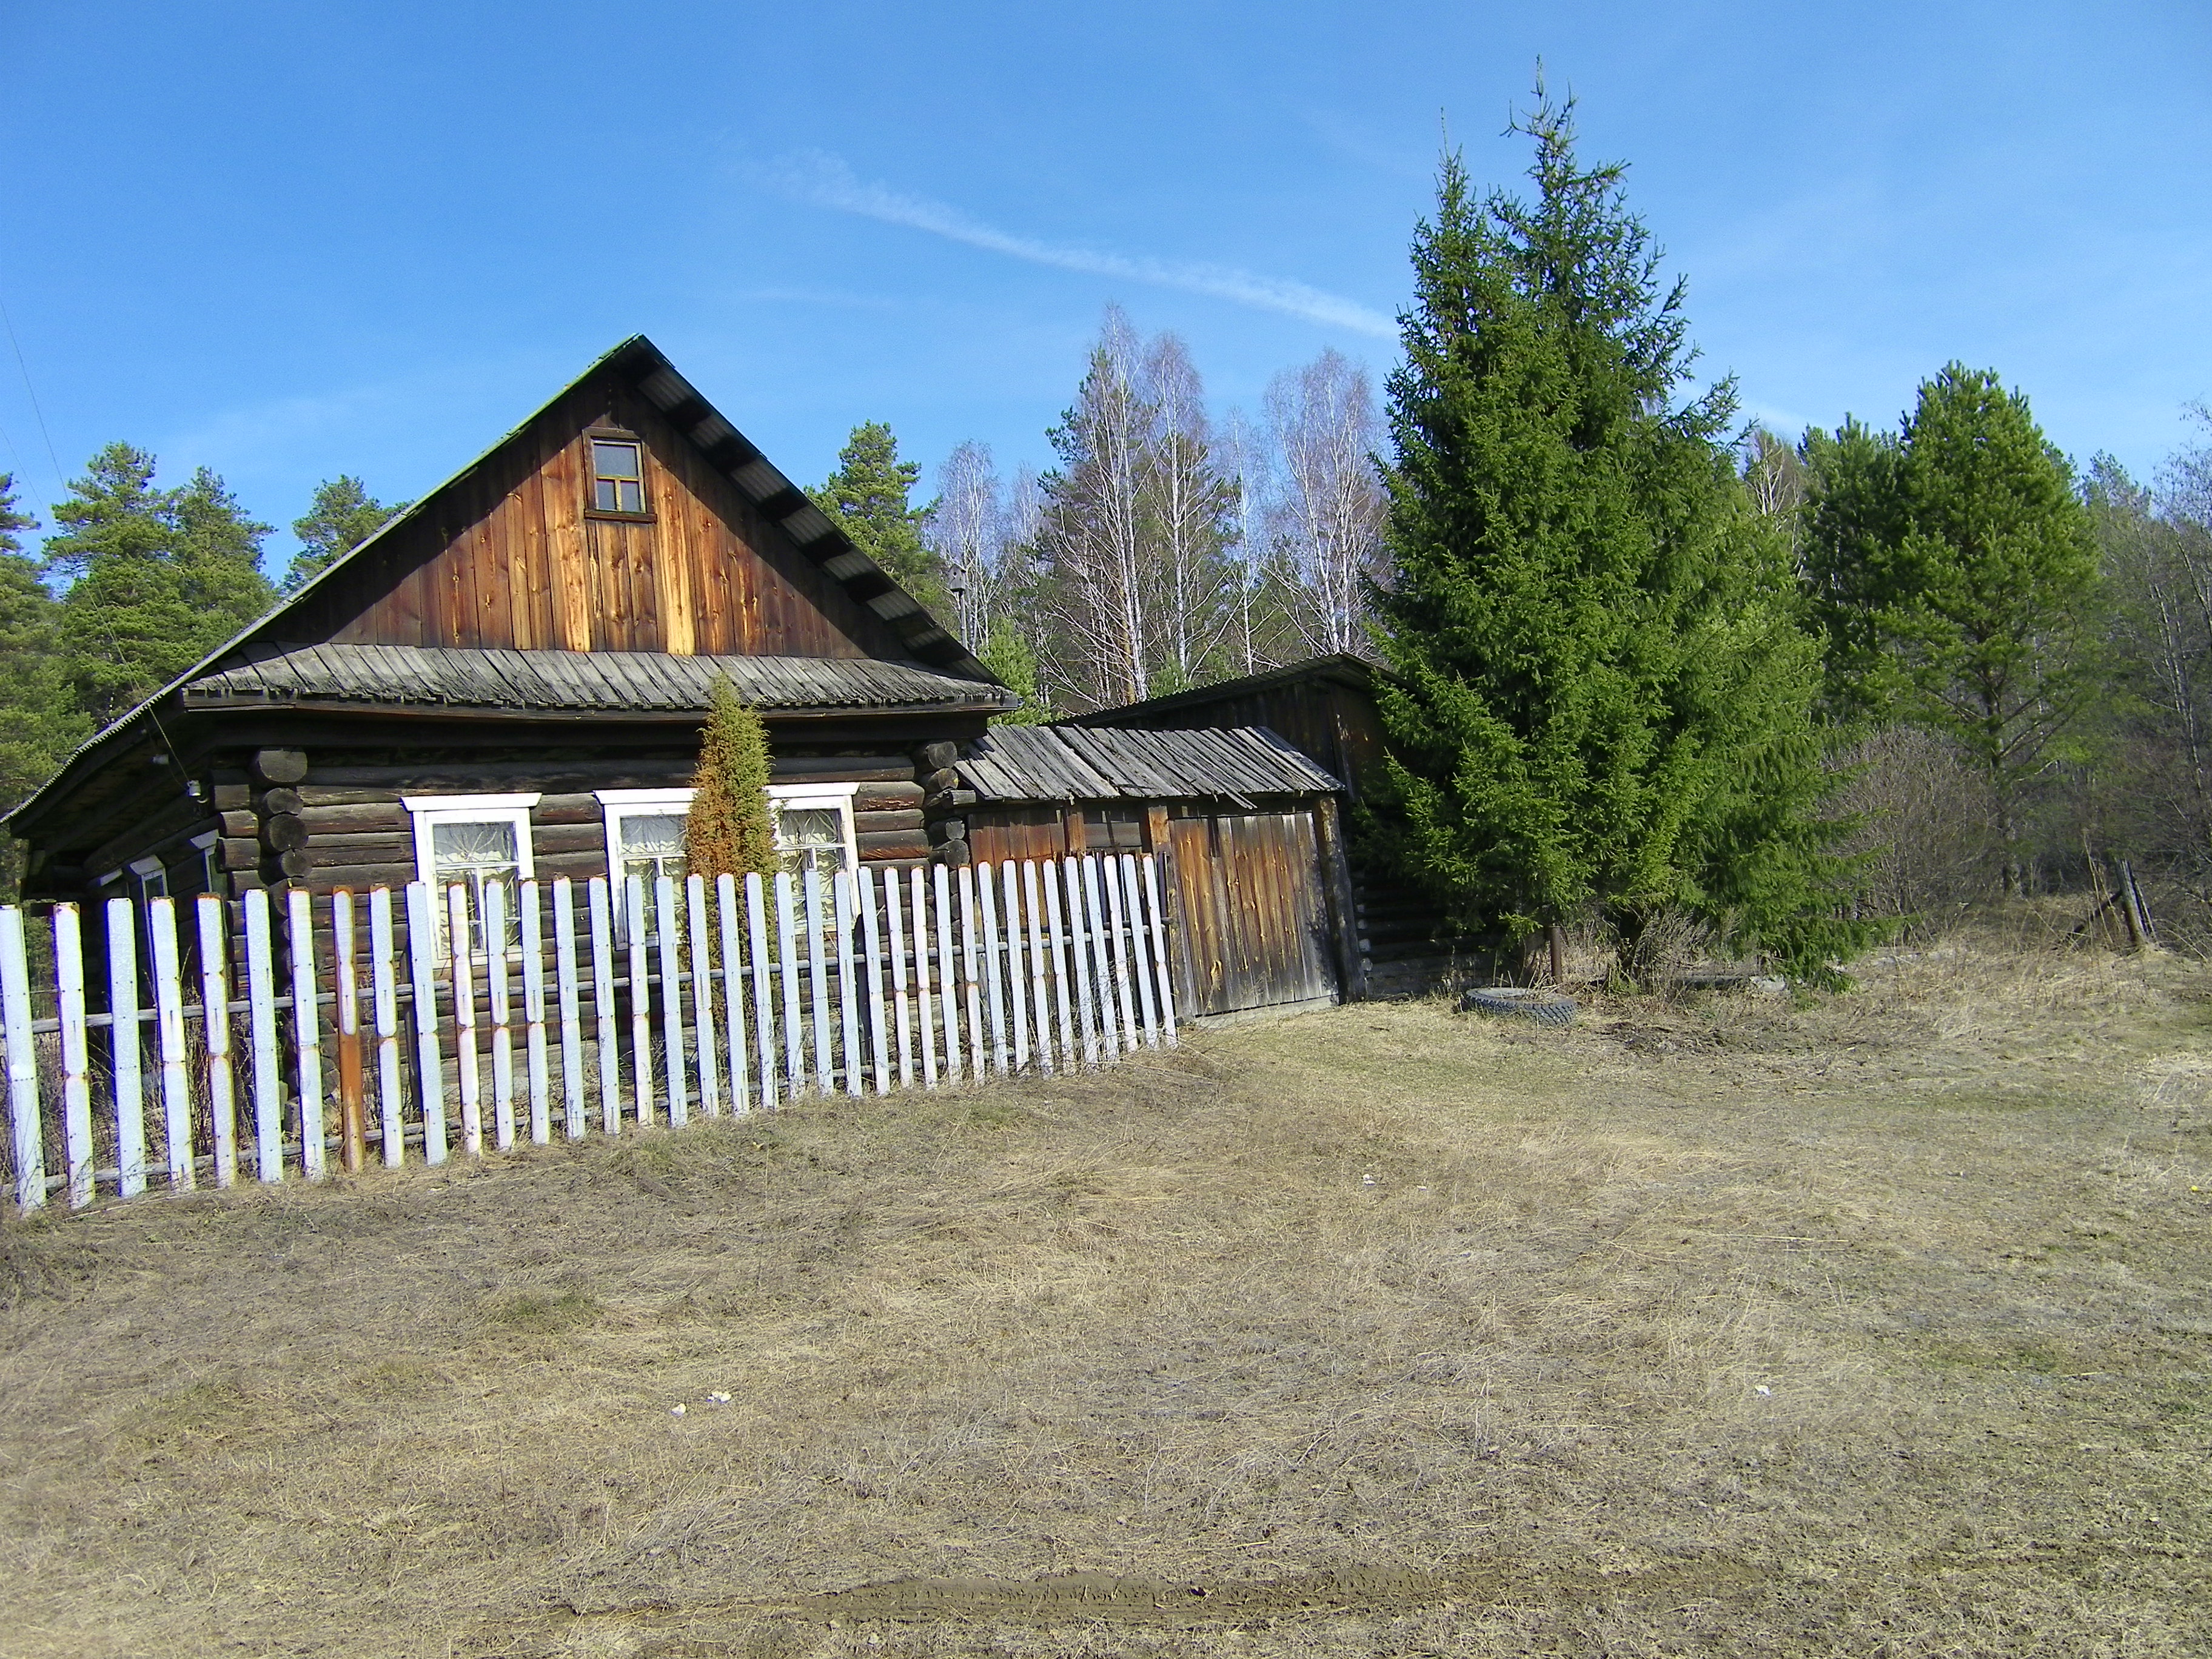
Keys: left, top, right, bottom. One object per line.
{"left": 127, "top": 855, "right": 169, "bottom": 903}
{"left": 768, "top": 782, "right": 860, "bottom": 878}
{"left": 597, "top": 788, "right": 694, "bottom": 939}
{"left": 189, "top": 831, "right": 220, "bottom": 896}
{"left": 403, "top": 793, "right": 539, "bottom": 954}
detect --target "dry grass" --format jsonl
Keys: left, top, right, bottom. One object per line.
{"left": 2, "top": 925, "right": 2209, "bottom": 1657}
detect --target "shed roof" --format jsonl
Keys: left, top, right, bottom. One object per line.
{"left": 183, "top": 643, "right": 1018, "bottom": 717}
{"left": 956, "top": 725, "right": 1341, "bottom": 808}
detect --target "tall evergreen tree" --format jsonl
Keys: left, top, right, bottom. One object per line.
{"left": 813, "top": 423, "right": 948, "bottom": 619}
{"left": 284, "top": 474, "right": 406, "bottom": 593}
{"left": 1369, "top": 91, "right": 1857, "bottom": 980}
{"left": 42, "top": 444, "right": 276, "bottom": 726}
{"left": 0, "top": 476, "right": 89, "bottom": 888}
{"left": 1803, "top": 367, "right": 2100, "bottom": 890}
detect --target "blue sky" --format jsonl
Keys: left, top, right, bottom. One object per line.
{"left": 1, "top": 1, "right": 2207, "bottom": 570}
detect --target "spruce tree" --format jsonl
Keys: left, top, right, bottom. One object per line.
{"left": 685, "top": 677, "right": 779, "bottom": 885}
{"left": 1369, "top": 90, "right": 1860, "bottom": 982}
{"left": 813, "top": 423, "right": 950, "bottom": 620}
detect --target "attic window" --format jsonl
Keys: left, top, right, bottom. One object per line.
{"left": 589, "top": 440, "right": 648, "bottom": 515}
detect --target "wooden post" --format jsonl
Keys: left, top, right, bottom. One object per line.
{"left": 198, "top": 894, "right": 237, "bottom": 1186}
{"left": 1313, "top": 796, "right": 1363, "bottom": 1003}
{"left": 403, "top": 883, "right": 447, "bottom": 1165}
{"left": 106, "top": 897, "right": 147, "bottom": 1198}
{"left": 369, "top": 887, "right": 403, "bottom": 1167}
{"left": 332, "top": 890, "right": 366, "bottom": 1173}
{"left": 53, "top": 905, "right": 93, "bottom": 1205}
{"left": 1547, "top": 922, "right": 1567, "bottom": 988}
{"left": 2110, "top": 857, "right": 2146, "bottom": 951}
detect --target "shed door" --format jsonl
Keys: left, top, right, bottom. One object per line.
{"left": 1162, "top": 811, "right": 1338, "bottom": 1019}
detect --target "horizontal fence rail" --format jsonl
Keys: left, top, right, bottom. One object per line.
{"left": 0, "top": 855, "right": 1178, "bottom": 1213}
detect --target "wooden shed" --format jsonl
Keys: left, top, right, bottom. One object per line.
{"left": 948, "top": 725, "right": 1355, "bottom": 1022}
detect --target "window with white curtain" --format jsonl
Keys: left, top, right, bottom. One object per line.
{"left": 768, "top": 783, "right": 859, "bottom": 878}
{"left": 403, "top": 794, "right": 539, "bottom": 954}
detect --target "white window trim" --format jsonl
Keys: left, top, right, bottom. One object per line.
{"left": 403, "top": 794, "right": 540, "bottom": 948}
{"left": 127, "top": 855, "right": 165, "bottom": 879}
{"left": 189, "top": 831, "right": 219, "bottom": 895}
{"left": 596, "top": 787, "right": 697, "bottom": 879}
{"left": 768, "top": 781, "right": 861, "bottom": 874}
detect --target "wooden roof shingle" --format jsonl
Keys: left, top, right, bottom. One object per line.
{"left": 956, "top": 725, "right": 1339, "bottom": 806}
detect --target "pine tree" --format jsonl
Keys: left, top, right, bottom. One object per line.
{"left": 813, "top": 423, "right": 949, "bottom": 620}
{"left": 685, "top": 678, "right": 779, "bottom": 885}
{"left": 42, "top": 444, "right": 276, "bottom": 726}
{"left": 1369, "top": 90, "right": 1860, "bottom": 982}
{"left": 1803, "top": 367, "right": 2100, "bottom": 890}
{"left": 284, "top": 475, "right": 406, "bottom": 593}
{"left": 0, "top": 475, "right": 89, "bottom": 891}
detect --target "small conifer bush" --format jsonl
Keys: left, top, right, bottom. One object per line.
{"left": 685, "top": 677, "right": 778, "bottom": 885}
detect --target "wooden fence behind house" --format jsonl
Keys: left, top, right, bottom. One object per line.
{"left": 0, "top": 854, "right": 1177, "bottom": 1212}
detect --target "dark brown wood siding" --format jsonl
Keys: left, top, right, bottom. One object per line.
{"left": 278, "top": 371, "right": 913, "bottom": 662}
{"left": 1079, "top": 671, "right": 1383, "bottom": 800}
{"left": 1162, "top": 809, "right": 1336, "bottom": 1019}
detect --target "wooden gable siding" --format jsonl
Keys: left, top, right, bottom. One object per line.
{"left": 278, "top": 372, "right": 910, "bottom": 661}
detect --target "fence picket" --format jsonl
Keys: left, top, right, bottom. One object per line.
{"left": 776, "top": 873, "right": 803, "bottom": 1098}
{"left": 53, "top": 905, "right": 93, "bottom": 1205}
{"left": 1122, "top": 856, "right": 1159, "bottom": 1048}
{"left": 1141, "top": 854, "right": 1179, "bottom": 1047}
{"left": 688, "top": 874, "right": 721, "bottom": 1119}
{"left": 2, "top": 908, "right": 44, "bottom": 1211}
{"left": 149, "top": 898, "right": 193, "bottom": 1191}
{"left": 522, "top": 880, "right": 551, "bottom": 1145}
{"left": 626, "top": 876, "right": 655, "bottom": 1128}
{"left": 655, "top": 875, "right": 688, "bottom": 1127}
{"left": 106, "top": 898, "right": 147, "bottom": 1198}
{"left": 449, "top": 884, "right": 482, "bottom": 1157}
{"left": 1080, "top": 859, "right": 1118, "bottom": 1061}
{"left": 935, "top": 865, "right": 961, "bottom": 1082}
{"left": 1043, "top": 862, "right": 1074, "bottom": 1069}
{"left": 199, "top": 894, "right": 237, "bottom": 1185}
{"left": 1023, "top": 862, "right": 1053, "bottom": 1076}
{"left": 243, "top": 890, "right": 283, "bottom": 1183}
{"left": 859, "top": 870, "right": 889, "bottom": 1095}
{"left": 588, "top": 877, "right": 620, "bottom": 1136}
{"left": 286, "top": 887, "right": 327, "bottom": 1182}
{"left": 805, "top": 870, "right": 833, "bottom": 1098}
{"left": 552, "top": 878, "right": 585, "bottom": 1140}
{"left": 484, "top": 882, "right": 514, "bottom": 1151}
{"left": 369, "top": 887, "right": 403, "bottom": 1166}
{"left": 716, "top": 874, "right": 749, "bottom": 1118}
{"left": 1065, "top": 859, "right": 1098, "bottom": 1067}
{"left": 885, "top": 870, "right": 913, "bottom": 1090}
{"left": 834, "top": 872, "right": 862, "bottom": 1099}
{"left": 1102, "top": 856, "right": 1139, "bottom": 1052}
{"left": 1000, "top": 862, "right": 1029, "bottom": 1073}
{"left": 978, "top": 862, "right": 1010, "bottom": 1076}
{"left": 404, "top": 883, "right": 447, "bottom": 1165}
{"left": 748, "top": 873, "right": 778, "bottom": 1113}
{"left": 911, "top": 868, "right": 938, "bottom": 1090}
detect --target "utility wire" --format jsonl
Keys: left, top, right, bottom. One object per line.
{"left": 0, "top": 286, "right": 69, "bottom": 500}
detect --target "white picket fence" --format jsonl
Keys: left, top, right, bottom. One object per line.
{"left": 0, "top": 854, "right": 1178, "bottom": 1213}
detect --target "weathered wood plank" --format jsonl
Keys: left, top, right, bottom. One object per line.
{"left": 406, "top": 882, "right": 448, "bottom": 1164}
{"left": 449, "top": 883, "right": 483, "bottom": 1157}
{"left": 106, "top": 898, "right": 146, "bottom": 1198}
{"left": 370, "top": 886, "right": 405, "bottom": 1165}
{"left": 522, "top": 879, "right": 551, "bottom": 1144}
{"left": 243, "top": 891, "right": 283, "bottom": 1183}
{"left": 287, "top": 887, "right": 327, "bottom": 1181}
{"left": 198, "top": 894, "right": 240, "bottom": 1185}
{"left": 2, "top": 909, "right": 44, "bottom": 1210}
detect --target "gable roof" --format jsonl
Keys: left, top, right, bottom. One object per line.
{"left": 8, "top": 335, "right": 1004, "bottom": 832}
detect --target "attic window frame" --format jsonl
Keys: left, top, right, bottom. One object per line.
{"left": 585, "top": 431, "right": 655, "bottom": 522}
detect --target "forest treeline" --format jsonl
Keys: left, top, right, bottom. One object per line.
{"left": 3, "top": 92, "right": 2208, "bottom": 959}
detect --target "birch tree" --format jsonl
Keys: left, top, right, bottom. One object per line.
{"left": 1267, "top": 348, "right": 1386, "bottom": 658}
{"left": 928, "top": 440, "right": 1004, "bottom": 649}
{"left": 1139, "top": 333, "right": 1238, "bottom": 692}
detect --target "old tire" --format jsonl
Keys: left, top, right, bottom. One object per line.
{"left": 1460, "top": 985, "right": 1578, "bottom": 1027}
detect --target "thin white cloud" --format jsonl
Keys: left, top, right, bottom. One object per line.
{"left": 762, "top": 152, "right": 1396, "bottom": 339}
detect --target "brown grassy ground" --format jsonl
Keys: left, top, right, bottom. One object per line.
{"left": 2, "top": 929, "right": 2208, "bottom": 1657}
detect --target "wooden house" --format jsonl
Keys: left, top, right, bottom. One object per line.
{"left": 5, "top": 337, "right": 1366, "bottom": 1024}
{"left": 5, "top": 336, "right": 1018, "bottom": 939}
